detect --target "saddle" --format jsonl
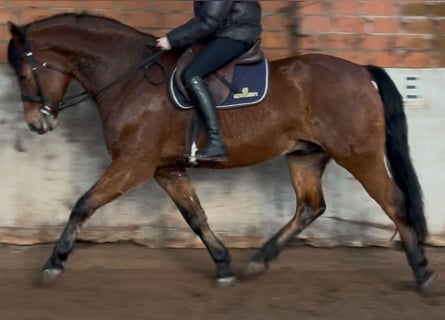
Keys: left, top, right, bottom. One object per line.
{"left": 174, "top": 39, "right": 265, "bottom": 105}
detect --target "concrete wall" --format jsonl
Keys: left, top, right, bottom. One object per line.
{"left": 1, "top": 64, "right": 445, "bottom": 248}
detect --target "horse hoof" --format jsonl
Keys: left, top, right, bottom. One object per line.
{"left": 243, "top": 260, "right": 268, "bottom": 278}
{"left": 419, "top": 272, "right": 437, "bottom": 296}
{"left": 41, "top": 268, "right": 63, "bottom": 286}
{"left": 216, "top": 276, "right": 236, "bottom": 288}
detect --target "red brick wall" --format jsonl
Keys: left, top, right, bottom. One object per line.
{"left": 0, "top": 0, "right": 443, "bottom": 67}
{"left": 298, "top": 0, "right": 445, "bottom": 67}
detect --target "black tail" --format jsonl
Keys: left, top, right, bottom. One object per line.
{"left": 366, "top": 65, "right": 427, "bottom": 242}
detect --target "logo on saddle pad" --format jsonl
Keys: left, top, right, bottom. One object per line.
{"left": 233, "top": 87, "right": 259, "bottom": 99}
{"left": 169, "top": 58, "right": 269, "bottom": 110}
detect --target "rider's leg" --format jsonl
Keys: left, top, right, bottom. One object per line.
{"left": 181, "top": 37, "right": 250, "bottom": 162}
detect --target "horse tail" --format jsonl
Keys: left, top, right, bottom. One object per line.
{"left": 365, "top": 65, "right": 427, "bottom": 242}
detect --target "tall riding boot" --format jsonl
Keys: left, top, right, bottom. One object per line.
{"left": 186, "top": 76, "right": 228, "bottom": 162}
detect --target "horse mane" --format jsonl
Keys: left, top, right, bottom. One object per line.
{"left": 24, "top": 12, "right": 157, "bottom": 44}
{"left": 7, "top": 12, "right": 158, "bottom": 71}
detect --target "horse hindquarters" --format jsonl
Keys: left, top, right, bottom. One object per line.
{"left": 332, "top": 65, "right": 433, "bottom": 291}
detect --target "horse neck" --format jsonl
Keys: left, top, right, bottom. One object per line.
{"left": 29, "top": 24, "right": 156, "bottom": 108}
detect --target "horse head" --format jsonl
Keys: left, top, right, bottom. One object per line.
{"left": 7, "top": 13, "right": 161, "bottom": 135}
{"left": 7, "top": 21, "right": 73, "bottom": 134}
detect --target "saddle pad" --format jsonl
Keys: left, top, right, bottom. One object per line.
{"left": 169, "top": 59, "right": 269, "bottom": 110}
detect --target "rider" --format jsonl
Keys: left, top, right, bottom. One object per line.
{"left": 156, "top": 0, "right": 262, "bottom": 162}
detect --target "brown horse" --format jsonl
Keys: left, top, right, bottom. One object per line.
{"left": 6, "top": 13, "right": 434, "bottom": 292}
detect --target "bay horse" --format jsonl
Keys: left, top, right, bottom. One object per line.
{"left": 6, "top": 13, "right": 434, "bottom": 292}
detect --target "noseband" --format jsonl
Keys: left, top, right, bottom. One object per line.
{"left": 19, "top": 33, "right": 165, "bottom": 117}
{"left": 21, "top": 42, "right": 72, "bottom": 117}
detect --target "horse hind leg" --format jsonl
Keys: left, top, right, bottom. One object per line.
{"left": 244, "top": 146, "right": 330, "bottom": 277}
{"left": 335, "top": 152, "right": 434, "bottom": 292}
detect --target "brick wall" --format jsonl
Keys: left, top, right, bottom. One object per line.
{"left": 0, "top": 0, "right": 443, "bottom": 67}
{"left": 298, "top": 0, "right": 445, "bottom": 67}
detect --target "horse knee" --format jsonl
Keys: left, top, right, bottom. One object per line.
{"left": 188, "top": 215, "right": 208, "bottom": 235}
{"left": 69, "top": 194, "right": 95, "bottom": 222}
{"left": 177, "top": 205, "right": 208, "bottom": 235}
{"left": 298, "top": 201, "right": 326, "bottom": 225}
{"left": 315, "top": 202, "right": 327, "bottom": 218}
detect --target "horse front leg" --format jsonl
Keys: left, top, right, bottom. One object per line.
{"left": 42, "top": 157, "right": 156, "bottom": 285}
{"left": 154, "top": 167, "right": 235, "bottom": 286}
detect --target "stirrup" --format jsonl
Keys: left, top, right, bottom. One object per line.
{"left": 195, "top": 152, "right": 228, "bottom": 162}
{"left": 195, "top": 142, "right": 228, "bottom": 162}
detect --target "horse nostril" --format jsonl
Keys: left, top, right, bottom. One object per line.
{"left": 28, "top": 123, "right": 46, "bottom": 135}
{"left": 28, "top": 123, "right": 37, "bottom": 132}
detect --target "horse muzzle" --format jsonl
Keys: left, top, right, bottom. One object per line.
{"left": 28, "top": 114, "right": 58, "bottom": 135}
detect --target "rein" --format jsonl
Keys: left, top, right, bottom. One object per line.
{"left": 59, "top": 50, "right": 165, "bottom": 112}
{"left": 21, "top": 34, "right": 165, "bottom": 116}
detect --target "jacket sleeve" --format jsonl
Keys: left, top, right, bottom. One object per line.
{"left": 167, "top": 0, "right": 232, "bottom": 49}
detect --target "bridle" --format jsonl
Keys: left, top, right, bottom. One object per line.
{"left": 19, "top": 32, "right": 165, "bottom": 117}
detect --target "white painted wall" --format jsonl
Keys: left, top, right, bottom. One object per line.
{"left": 0, "top": 64, "right": 444, "bottom": 247}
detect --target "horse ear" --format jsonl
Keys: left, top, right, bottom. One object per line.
{"left": 7, "top": 21, "right": 24, "bottom": 43}
{"left": 8, "top": 21, "right": 19, "bottom": 35}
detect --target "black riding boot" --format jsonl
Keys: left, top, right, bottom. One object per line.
{"left": 186, "top": 76, "right": 228, "bottom": 162}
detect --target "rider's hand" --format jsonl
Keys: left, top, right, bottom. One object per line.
{"left": 156, "top": 37, "right": 172, "bottom": 50}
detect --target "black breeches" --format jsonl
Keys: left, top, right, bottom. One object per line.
{"left": 181, "top": 37, "right": 250, "bottom": 86}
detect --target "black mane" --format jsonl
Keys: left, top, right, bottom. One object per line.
{"left": 26, "top": 12, "right": 139, "bottom": 33}
{"left": 7, "top": 12, "right": 158, "bottom": 71}
{"left": 25, "top": 12, "right": 156, "bottom": 43}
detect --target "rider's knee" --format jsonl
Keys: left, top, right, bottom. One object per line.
{"left": 181, "top": 68, "right": 194, "bottom": 87}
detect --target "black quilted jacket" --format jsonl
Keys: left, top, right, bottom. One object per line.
{"left": 167, "top": 0, "right": 262, "bottom": 49}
